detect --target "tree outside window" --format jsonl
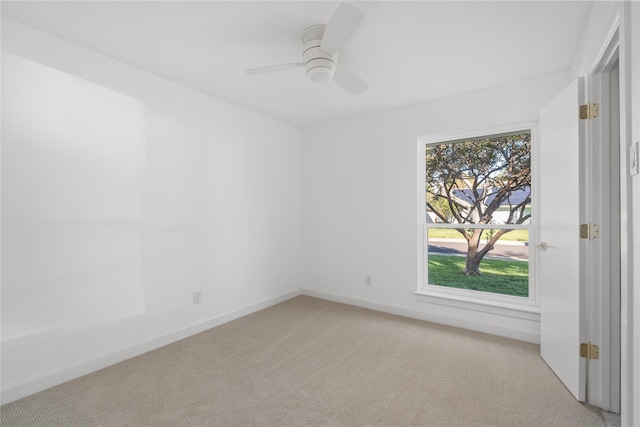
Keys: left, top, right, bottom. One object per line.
{"left": 424, "top": 130, "right": 532, "bottom": 297}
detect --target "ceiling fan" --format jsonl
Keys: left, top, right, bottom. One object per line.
{"left": 245, "top": 2, "right": 368, "bottom": 95}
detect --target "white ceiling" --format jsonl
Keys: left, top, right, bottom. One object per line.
{"left": 1, "top": 1, "right": 593, "bottom": 128}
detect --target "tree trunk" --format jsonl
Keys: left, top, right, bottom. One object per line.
{"left": 464, "top": 229, "right": 484, "bottom": 275}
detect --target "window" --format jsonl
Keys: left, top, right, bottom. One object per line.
{"left": 418, "top": 125, "right": 537, "bottom": 309}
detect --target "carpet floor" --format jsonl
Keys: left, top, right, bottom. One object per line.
{"left": 1, "top": 295, "right": 605, "bottom": 426}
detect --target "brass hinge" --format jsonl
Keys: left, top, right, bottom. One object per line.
{"left": 579, "top": 103, "right": 599, "bottom": 119}
{"left": 580, "top": 223, "right": 599, "bottom": 239}
{"left": 580, "top": 342, "right": 600, "bottom": 360}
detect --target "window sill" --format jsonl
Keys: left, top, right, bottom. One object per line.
{"left": 414, "top": 289, "right": 540, "bottom": 321}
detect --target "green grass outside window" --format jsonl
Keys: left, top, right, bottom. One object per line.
{"left": 427, "top": 254, "right": 528, "bottom": 297}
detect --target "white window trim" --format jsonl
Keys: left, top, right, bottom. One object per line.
{"left": 416, "top": 121, "right": 540, "bottom": 313}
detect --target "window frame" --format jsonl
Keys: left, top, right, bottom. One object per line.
{"left": 416, "top": 122, "right": 540, "bottom": 312}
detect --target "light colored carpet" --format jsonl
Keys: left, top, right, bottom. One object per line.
{"left": 1, "top": 295, "right": 605, "bottom": 426}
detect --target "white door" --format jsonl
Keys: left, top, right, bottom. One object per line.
{"left": 538, "top": 78, "right": 587, "bottom": 401}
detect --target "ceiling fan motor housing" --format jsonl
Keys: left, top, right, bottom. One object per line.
{"left": 302, "top": 25, "right": 337, "bottom": 83}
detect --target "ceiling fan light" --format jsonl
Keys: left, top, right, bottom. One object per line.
{"left": 307, "top": 66, "right": 335, "bottom": 83}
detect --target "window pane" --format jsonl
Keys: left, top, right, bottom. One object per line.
{"left": 425, "top": 132, "right": 531, "bottom": 226}
{"left": 423, "top": 130, "right": 532, "bottom": 300}
{"left": 426, "top": 227, "right": 529, "bottom": 297}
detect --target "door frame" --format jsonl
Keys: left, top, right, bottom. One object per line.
{"left": 585, "top": 29, "right": 621, "bottom": 412}
{"left": 584, "top": 15, "right": 630, "bottom": 415}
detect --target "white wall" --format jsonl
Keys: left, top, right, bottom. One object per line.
{"left": 301, "top": 71, "right": 570, "bottom": 343}
{"left": 1, "top": 19, "right": 303, "bottom": 403}
{"left": 2, "top": 51, "right": 148, "bottom": 341}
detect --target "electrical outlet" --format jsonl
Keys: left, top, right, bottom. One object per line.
{"left": 193, "top": 291, "right": 202, "bottom": 305}
{"left": 365, "top": 275, "right": 372, "bottom": 286}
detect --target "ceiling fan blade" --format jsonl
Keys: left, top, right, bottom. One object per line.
{"left": 320, "top": 2, "right": 364, "bottom": 56}
{"left": 246, "top": 62, "right": 304, "bottom": 75}
{"left": 333, "top": 65, "right": 368, "bottom": 95}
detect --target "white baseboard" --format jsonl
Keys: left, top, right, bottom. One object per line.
{"left": 301, "top": 289, "right": 540, "bottom": 344}
{"left": 1, "top": 289, "right": 301, "bottom": 405}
